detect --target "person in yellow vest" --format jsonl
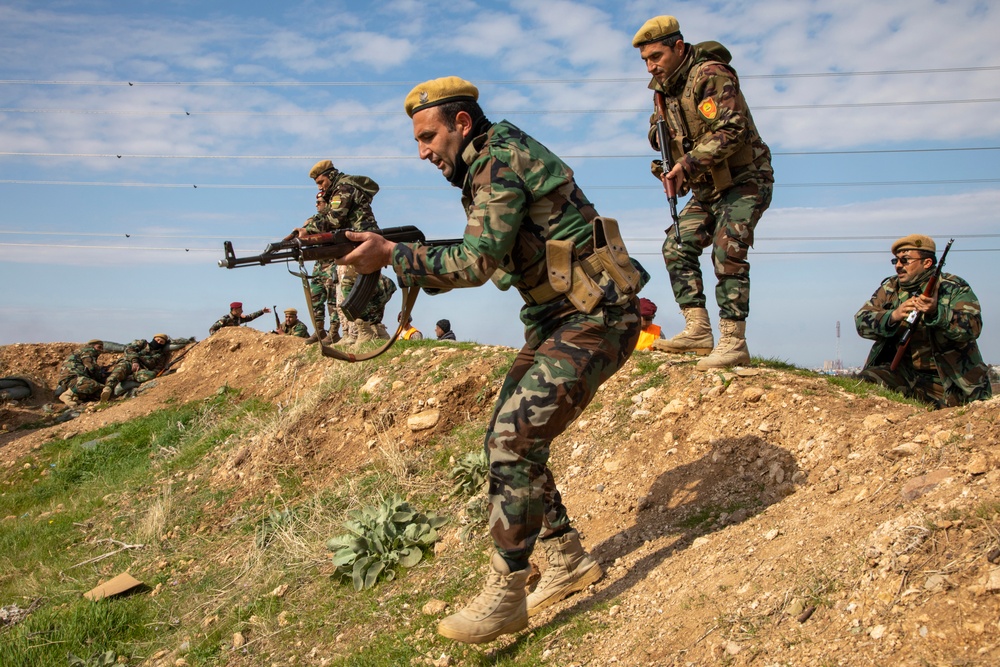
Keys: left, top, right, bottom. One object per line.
{"left": 634, "top": 298, "right": 664, "bottom": 351}
{"left": 399, "top": 313, "right": 423, "bottom": 340}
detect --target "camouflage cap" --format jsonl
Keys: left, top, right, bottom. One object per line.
{"left": 309, "top": 160, "right": 335, "bottom": 180}
{"left": 405, "top": 76, "right": 478, "bottom": 118}
{"left": 632, "top": 15, "right": 682, "bottom": 47}
{"left": 283, "top": 308, "right": 298, "bottom": 316}
{"left": 891, "top": 234, "right": 936, "bottom": 255}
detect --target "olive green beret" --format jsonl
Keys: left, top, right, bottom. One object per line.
{"left": 405, "top": 76, "right": 479, "bottom": 118}
{"left": 632, "top": 15, "right": 682, "bottom": 48}
{"left": 309, "top": 160, "right": 334, "bottom": 180}
{"left": 283, "top": 308, "right": 298, "bottom": 316}
{"left": 891, "top": 234, "right": 936, "bottom": 255}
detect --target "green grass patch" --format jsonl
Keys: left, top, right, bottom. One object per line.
{"left": 825, "top": 375, "right": 930, "bottom": 408}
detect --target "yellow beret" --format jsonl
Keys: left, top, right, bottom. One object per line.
{"left": 405, "top": 76, "right": 479, "bottom": 118}
{"left": 153, "top": 333, "right": 169, "bottom": 341}
{"left": 632, "top": 15, "right": 682, "bottom": 47}
{"left": 891, "top": 234, "right": 936, "bottom": 255}
{"left": 283, "top": 308, "right": 298, "bottom": 316}
{"left": 309, "top": 160, "right": 334, "bottom": 180}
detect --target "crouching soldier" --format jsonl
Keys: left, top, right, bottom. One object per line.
{"left": 101, "top": 333, "right": 171, "bottom": 401}
{"left": 54, "top": 339, "right": 108, "bottom": 407}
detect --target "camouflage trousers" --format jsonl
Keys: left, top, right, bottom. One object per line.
{"left": 857, "top": 365, "right": 951, "bottom": 408}
{"left": 309, "top": 260, "right": 339, "bottom": 330}
{"left": 105, "top": 362, "right": 158, "bottom": 392}
{"left": 57, "top": 374, "right": 103, "bottom": 399}
{"left": 661, "top": 180, "right": 772, "bottom": 321}
{"left": 486, "top": 298, "right": 641, "bottom": 564}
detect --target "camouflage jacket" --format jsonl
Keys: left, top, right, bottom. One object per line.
{"left": 278, "top": 320, "right": 309, "bottom": 338}
{"left": 122, "top": 339, "right": 171, "bottom": 372}
{"left": 209, "top": 309, "right": 267, "bottom": 334}
{"left": 855, "top": 270, "right": 992, "bottom": 403}
{"left": 648, "top": 41, "right": 773, "bottom": 202}
{"left": 392, "top": 120, "right": 648, "bottom": 348}
{"left": 60, "top": 344, "right": 105, "bottom": 381}
{"left": 303, "top": 170, "right": 380, "bottom": 234}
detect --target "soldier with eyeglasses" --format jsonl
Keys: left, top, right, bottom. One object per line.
{"left": 854, "top": 234, "right": 991, "bottom": 407}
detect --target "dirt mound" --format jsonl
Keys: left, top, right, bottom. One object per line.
{"left": 1, "top": 333, "right": 998, "bottom": 666}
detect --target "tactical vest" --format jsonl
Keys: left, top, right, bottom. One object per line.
{"left": 662, "top": 52, "right": 756, "bottom": 194}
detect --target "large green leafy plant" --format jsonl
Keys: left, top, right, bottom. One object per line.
{"left": 326, "top": 494, "right": 447, "bottom": 590}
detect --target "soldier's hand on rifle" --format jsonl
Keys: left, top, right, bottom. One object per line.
{"left": 338, "top": 231, "right": 395, "bottom": 275}
{"left": 663, "top": 162, "right": 687, "bottom": 198}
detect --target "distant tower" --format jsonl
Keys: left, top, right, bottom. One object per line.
{"left": 835, "top": 321, "right": 843, "bottom": 371}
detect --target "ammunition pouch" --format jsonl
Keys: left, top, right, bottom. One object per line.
{"left": 592, "top": 216, "right": 640, "bottom": 295}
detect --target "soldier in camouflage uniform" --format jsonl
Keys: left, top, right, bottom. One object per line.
{"left": 353, "top": 273, "right": 397, "bottom": 342}
{"left": 273, "top": 308, "right": 310, "bottom": 338}
{"left": 634, "top": 16, "right": 773, "bottom": 370}
{"left": 209, "top": 302, "right": 271, "bottom": 335}
{"left": 304, "top": 191, "right": 340, "bottom": 345}
{"left": 339, "top": 77, "right": 648, "bottom": 644}
{"left": 855, "top": 234, "right": 991, "bottom": 408}
{"left": 101, "top": 334, "right": 171, "bottom": 401}
{"left": 54, "top": 339, "right": 107, "bottom": 407}
{"left": 290, "top": 160, "right": 380, "bottom": 345}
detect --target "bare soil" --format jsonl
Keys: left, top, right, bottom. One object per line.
{"left": 1, "top": 327, "right": 998, "bottom": 666}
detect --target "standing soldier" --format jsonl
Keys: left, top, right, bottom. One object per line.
{"left": 633, "top": 15, "right": 773, "bottom": 369}
{"left": 338, "top": 77, "right": 648, "bottom": 644}
{"left": 855, "top": 234, "right": 991, "bottom": 407}
{"left": 289, "top": 160, "right": 380, "bottom": 345}
{"left": 305, "top": 191, "right": 340, "bottom": 345}
{"left": 101, "top": 334, "right": 171, "bottom": 401}
{"left": 274, "top": 308, "right": 310, "bottom": 338}
{"left": 209, "top": 302, "right": 272, "bottom": 335}
{"left": 54, "top": 339, "right": 107, "bottom": 407}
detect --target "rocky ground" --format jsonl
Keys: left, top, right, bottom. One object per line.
{"left": 1, "top": 328, "right": 998, "bottom": 666}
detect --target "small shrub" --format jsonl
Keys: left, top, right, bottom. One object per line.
{"left": 448, "top": 448, "right": 489, "bottom": 497}
{"left": 326, "top": 494, "right": 447, "bottom": 590}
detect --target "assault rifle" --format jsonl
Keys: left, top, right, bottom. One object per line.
{"left": 219, "top": 226, "right": 459, "bottom": 361}
{"left": 653, "top": 91, "right": 682, "bottom": 245}
{"left": 273, "top": 304, "right": 280, "bottom": 330}
{"left": 890, "top": 238, "right": 954, "bottom": 371}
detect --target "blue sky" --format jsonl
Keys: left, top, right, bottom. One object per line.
{"left": 1, "top": 0, "right": 997, "bottom": 369}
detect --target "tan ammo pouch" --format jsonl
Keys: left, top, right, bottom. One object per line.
{"left": 592, "top": 216, "right": 641, "bottom": 295}
{"left": 526, "top": 240, "right": 602, "bottom": 313}
{"left": 709, "top": 144, "right": 754, "bottom": 192}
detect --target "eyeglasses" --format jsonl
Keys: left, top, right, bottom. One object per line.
{"left": 891, "top": 257, "right": 919, "bottom": 266}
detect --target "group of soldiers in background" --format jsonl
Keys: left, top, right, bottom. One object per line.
{"left": 54, "top": 333, "right": 175, "bottom": 408}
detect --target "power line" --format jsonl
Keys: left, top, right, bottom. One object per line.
{"left": 1, "top": 65, "right": 998, "bottom": 87}
{"left": 0, "top": 177, "right": 997, "bottom": 190}
{"left": 3, "top": 97, "right": 999, "bottom": 117}
{"left": 2, "top": 147, "right": 999, "bottom": 161}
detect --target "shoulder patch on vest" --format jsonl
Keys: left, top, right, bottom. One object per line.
{"left": 698, "top": 98, "right": 718, "bottom": 120}
{"left": 329, "top": 196, "right": 343, "bottom": 209}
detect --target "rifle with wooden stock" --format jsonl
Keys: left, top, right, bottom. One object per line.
{"left": 219, "top": 226, "right": 458, "bottom": 361}
{"left": 890, "top": 238, "right": 954, "bottom": 371}
{"left": 653, "top": 91, "right": 682, "bottom": 245}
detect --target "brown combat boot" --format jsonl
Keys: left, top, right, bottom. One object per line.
{"left": 322, "top": 326, "right": 341, "bottom": 345}
{"left": 652, "top": 307, "right": 714, "bottom": 354}
{"left": 99, "top": 386, "right": 113, "bottom": 403}
{"left": 305, "top": 328, "right": 326, "bottom": 345}
{"left": 526, "top": 529, "right": 603, "bottom": 617}
{"left": 696, "top": 319, "right": 751, "bottom": 370}
{"left": 437, "top": 553, "right": 529, "bottom": 644}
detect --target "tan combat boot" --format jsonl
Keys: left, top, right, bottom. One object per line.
{"left": 353, "top": 320, "right": 377, "bottom": 345}
{"left": 652, "top": 307, "right": 714, "bottom": 354}
{"left": 526, "top": 529, "right": 603, "bottom": 617}
{"left": 59, "top": 391, "right": 80, "bottom": 408}
{"left": 437, "top": 553, "right": 529, "bottom": 644}
{"left": 374, "top": 323, "right": 390, "bottom": 340}
{"left": 339, "top": 321, "right": 357, "bottom": 346}
{"left": 322, "top": 324, "right": 341, "bottom": 345}
{"left": 99, "top": 386, "right": 113, "bottom": 403}
{"left": 696, "top": 319, "right": 751, "bottom": 370}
